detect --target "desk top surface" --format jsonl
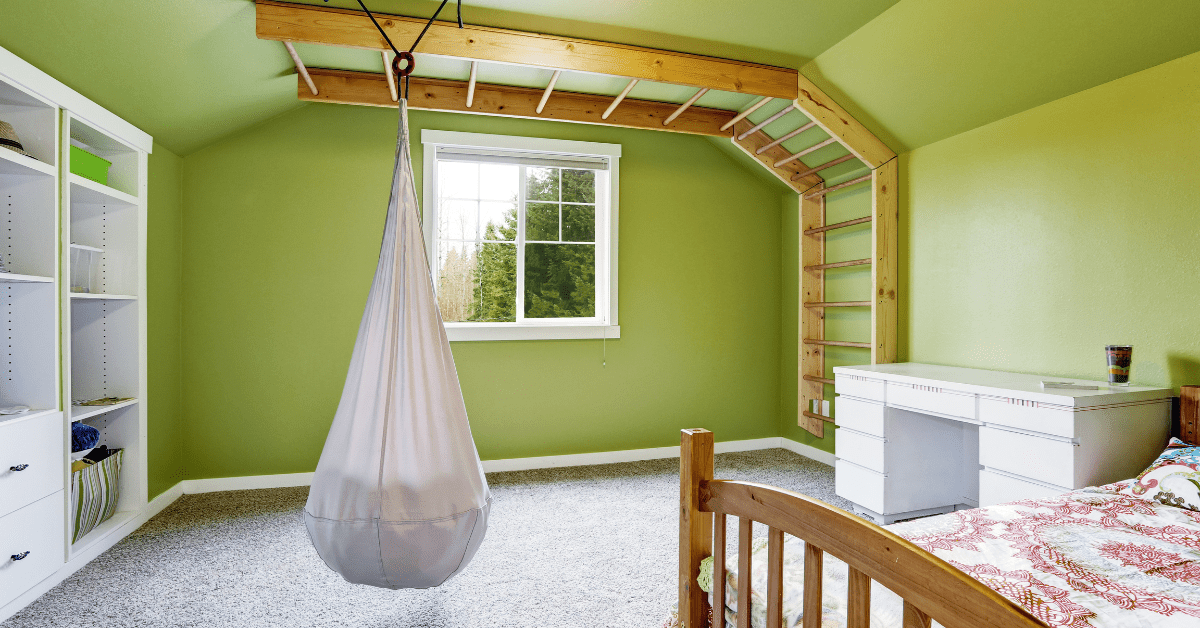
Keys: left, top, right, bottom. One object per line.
{"left": 834, "top": 363, "right": 1173, "bottom": 406}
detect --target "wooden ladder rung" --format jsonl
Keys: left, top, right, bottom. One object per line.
{"left": 803, "top": 338, "right": 871, "bottom": 348}
{"left": 802, "top": 375, "right": 834, "bottom": 385}
{"left": 805, "top": 258, "right": 870, "bottom": 271}
{"left": 803, "top": 216, "right": 871, "bottom": 235}
{"left": 805, "top": 301, "right": 871, "bottom": 308}
{"left": 802, "top": 410, "right": 834, "bottom": 423}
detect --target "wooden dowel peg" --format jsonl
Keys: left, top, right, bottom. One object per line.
{"left": 803, "top": 339, "right": 871, "bottom": 348}
{"left": 804, "top": 258, "right": 870, "bottom": 271}
{"left": 790, "top": 154, "right": 858, "bottom": 181}
{"left": 737, "top": 104, "right": 794, "bottom": 141}
{"left": 466, "top": 61, "right": 478, "bottom": 108}
{"left": 664, "top": 88, "right": 708, "bottom": 126}
{"left": 802, "top": 410, "right": 835, "bottom": 423}
{"left": 536, "top": 70, "right": 561, "bottom": 114}
{"left": 721, "top": 97, "right": 771, "bottom": 131}
{"left": 774, "top": 137, "right": 838, "bottom": 168}
{"left": 603, "top": 79, "right": 638, "bottom": 120}
{"left": 756, "top": 122, "right": 816, "bottom": 155}
{"left": 283, "top": 41, "right": 318, "bottom": 96}
{"left": 802, "top": 375, "right": 835, "bottom": 385}
{"left": 803, "top": 174, "right": 871, "bottom": 199}
{"left": 382, "top": 51, "right": 398, "bottom": 102}
{"left": 805, "top": 301, "right": 871, "bottom": 308}
{"left": 803, "top": 216, "right": 871, "bottom": 235}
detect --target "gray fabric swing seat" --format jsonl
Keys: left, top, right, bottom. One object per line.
{"left": 304, "top": 102, "right": 491, "bottom": 589}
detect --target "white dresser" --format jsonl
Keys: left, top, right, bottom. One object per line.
{"left": 832, "top": 363, "right": 1173, "bottom": 524}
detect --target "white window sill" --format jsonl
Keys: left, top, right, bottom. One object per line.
{"left": 444, "top": 323, "right": 621, "bottom": 342}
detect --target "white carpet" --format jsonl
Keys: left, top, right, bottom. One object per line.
{"left": 3, "top": 449, "right": 852, "bottom": 628}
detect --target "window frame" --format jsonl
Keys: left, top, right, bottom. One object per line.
{"left": 421, "top": 130, "right": 620, "bottom": 342}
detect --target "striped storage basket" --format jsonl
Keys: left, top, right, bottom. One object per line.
{"left": 71, "top": 448, "right": 124, "bottom": 543}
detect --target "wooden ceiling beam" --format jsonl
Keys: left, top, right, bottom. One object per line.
{"left": 257, "top": 0, "right": 798, "bottom": 100}
{"left": 793, "top": 76, "right": 895, "bottom": 168}
{"left": 298, "top": 69, "right": 740, "bottom": 138}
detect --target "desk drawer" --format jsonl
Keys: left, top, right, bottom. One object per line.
{"left": 886, "top": 382, "right": 975, "bottom": 421}
{"left": 835, "top": 429, "right": 886, "bottom": 473}
{"left": 835, "top": 397, "right": 886, "bottom": 437}
{"left": 979, "top": 397, "right": 1074, "bottom": 438}
{"left": 835, "top": 460, "right": 885, "bottom": 514}
{"left": 0, "top": 412, "right": 64, "bottom": 518}
{"left": 834, "top": 375, "right": 886, "bottom": 403}
{"left": 979, "top": 469, "right": 1069, "bottom": 507}
{"left": 980, "top": 425, "right": 1076, "bottom": 488}
{"left": 0, "top": 492, "right": 65, "bottom": 609}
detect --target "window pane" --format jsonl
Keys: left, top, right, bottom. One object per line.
{"left": 561, "top": 205, "right": 595, "bottom": 242}
{"left": 473, "top": 241, "right": 518, "bottom": 322}
{"left": 526, "top": 167, "right": 559, "bottom": 201}
{"left": 480, "top": 201, "right": 517, "bottom": 241}
{"left": 526, "top": 203, "right": 559, "bottom": 241}
{"left": 438, "top": 161, "right": 478, "bottom": 199}
{"left": 438, "top": 199, "right": 478, "bottom": 241}
{"left": 561, "top": 169, "right": 596, "bottom": 203}
{"left": 435, "top": 241, "right": 477, "bottom": 322}
{"left": 479, "top": 163, "right": 519, "bottom": 202}
{"left": 524, "top": 243, "right": 595, "bottom": 318}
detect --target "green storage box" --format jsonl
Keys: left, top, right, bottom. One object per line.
{"left": 70, "top": 145, "right": 111, "bottom": 186}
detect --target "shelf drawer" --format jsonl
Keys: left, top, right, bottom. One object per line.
{"left": 835, "top": 429, "right": 886, "bottom": 474}
{"left": 979, "top": 397, "right": 1075, "bottom": 438}
{"left": 980, "top": 426, "right": 1077, "bottom": 488}
{"left": 980, "top": 469, "right": 1070, "bottom": 507}
{"left": 834, "top": 375, "right": 886, "bottom": 403}
{"left": 0, "top": 492, "right": 65, "bottom": 610}
{"left": 0, "top": 412, "right": 64, "bottom": 518}
{"left": 835, "top": 460, "right": 885, "bottom": 515}
{"left": 835, "top": 397, "right": 886, "bottom": 437}
{"left": 886, "top": 382, "right": 975, "bottom": 421}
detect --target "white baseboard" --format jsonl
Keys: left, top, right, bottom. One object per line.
{"left": 0, "top": 482, "right": 185, "bottom": 624}
{"left": 778, "top": 437, "right": 837, "bottom": 466}
{"left": 180, "top": 472, "right": 314, "bottom": 494}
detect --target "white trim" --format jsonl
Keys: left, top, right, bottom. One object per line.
{"left": 180, "top": 472, "right": 315, "bottom": 494}
{"left": 446, "top": 323, "right": 620, "bottom": 342}
{"left": 422, "top": 130, "right": 622, "bottom": 158}
{"left": 0, "top": 483, "right": 183, "bottom": 624}
{"left": 779, "top": 436, "right": 837, "bottom": 466}
{"left": 0, "top": 44, "right": 152, "bottom": 153}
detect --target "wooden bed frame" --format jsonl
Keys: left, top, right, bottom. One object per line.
{"left": 678, "top": 385, "right": 1200, "bottom": 628}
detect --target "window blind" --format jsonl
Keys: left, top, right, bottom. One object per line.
{"left": 435, "top": 146, "right": 609, "bottom": 170}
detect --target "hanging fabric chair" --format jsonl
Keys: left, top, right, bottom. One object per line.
{"left": 304, "top": 101, "right": 491, "bottom": 589}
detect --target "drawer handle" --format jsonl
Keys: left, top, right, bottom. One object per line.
{"left": 11, "top": 552, "right": 30, "bottom": 561}
{"left": 9, "top": 464, "right": 29, "bottom": 472}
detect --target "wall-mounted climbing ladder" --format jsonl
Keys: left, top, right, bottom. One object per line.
{"left": 728, "top": 89, "right": 898, "bottom": 439}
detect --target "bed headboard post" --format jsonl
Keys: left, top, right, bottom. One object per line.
{"left": 680, "top": 428, "right": 714, "bottom": 628}
{"left": 1181, "top": 386, "right": 1199, "bottom": 445}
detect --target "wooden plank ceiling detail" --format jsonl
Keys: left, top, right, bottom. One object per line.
{"left": 256, "top": 0, "right": 799, "bottom": 100}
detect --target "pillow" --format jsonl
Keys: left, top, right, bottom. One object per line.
{"left": 1122, "top": 437, "right": 1200, "bottom": 511}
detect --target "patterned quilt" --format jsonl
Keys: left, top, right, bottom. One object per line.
{"left": 663, "top": 482, "right": 1200, "bottom": 628}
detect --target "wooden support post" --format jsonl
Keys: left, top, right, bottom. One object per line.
{"left": 382, "top": 51, "right": 398, "bottom": 102}
{"left": 800, "top": 187, "right": 826, "bottom": 438}
{"left": 283, "top": 41, "right": 318, "bottom": 96}
{"left": 664, "top": 88, "right": 709, "bottom": 126}
{"left": 767, "top": 527, "right": 785, "bottom": 628}
{"left": 537, "top": 70, "right": 561, "bottom": 114}
{"left": 903, "top": 601, "right": 933, "bottom": 628}
{"left": 713, "top": 512, "right": 727, "bottom": 623}
{"left": 680, "top": 429, "right": 714, "bottom": 628}
{"left": 737, "top": 518, "right": 752, "bottom": 628}
{"left": 802, "top": 543, "right": 824, "bottom": 628}
{"left": 721, "top": 96, "right": 770, "bottom": 131}
{"left": 465, "top": 61, "right": 477, "bottom": 108}
{"left": 603, "top": 79, "right": 638, "bottom": 120}
{"left": 871, "top": 159, "right": 898, "bottom": 365}
{"left": 847, "top": 567, "right": 872, "bottom": 628}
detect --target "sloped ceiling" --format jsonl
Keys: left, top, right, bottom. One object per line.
{"left": 3, "top": 0, "right": 1199, "bottom": 157}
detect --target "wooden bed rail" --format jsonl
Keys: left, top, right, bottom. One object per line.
{"left": 679, "top": 429, "right": 1046, "bottom": 628}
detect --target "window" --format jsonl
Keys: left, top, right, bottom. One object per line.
{"left": 421, "top": 131, "right": 620, "bottom": 341}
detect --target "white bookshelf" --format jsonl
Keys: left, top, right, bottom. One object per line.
{"left": 62, "top": 111, "right": 148, "bottom": 558}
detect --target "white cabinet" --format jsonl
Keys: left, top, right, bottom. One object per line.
{"left": 833, "top": 363, "right": 1172, "bottom": 523}
{"left": 0, "top": 492, "right": 66, "bottom": 609}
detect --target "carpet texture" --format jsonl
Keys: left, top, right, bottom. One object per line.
{"left": 3, "top": 449, "right": 852, "bottom": 628}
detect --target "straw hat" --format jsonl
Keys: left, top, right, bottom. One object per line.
{"left": 0, "top": 121, "right": 33, "bottom": 157}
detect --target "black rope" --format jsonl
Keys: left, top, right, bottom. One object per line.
{"left": 328, "top": 0, "right": 466, "bottom": 100}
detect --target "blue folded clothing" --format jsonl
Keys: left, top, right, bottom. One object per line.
{"left": 71, "top": 422, "right": 100, "bottom": 452}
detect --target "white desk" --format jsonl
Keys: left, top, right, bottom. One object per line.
{"left": 832, "top": 363, "right": 1172, "bottom": 524}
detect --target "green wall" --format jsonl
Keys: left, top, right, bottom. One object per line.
{"left": 903, "top": 51, "right": 1200, "bottom": 389}
{"left": 179, "top": 104, "right": 786, "bottom": 480}
{"left": 147, "top": 143, "right": 185, "bottom": 498}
